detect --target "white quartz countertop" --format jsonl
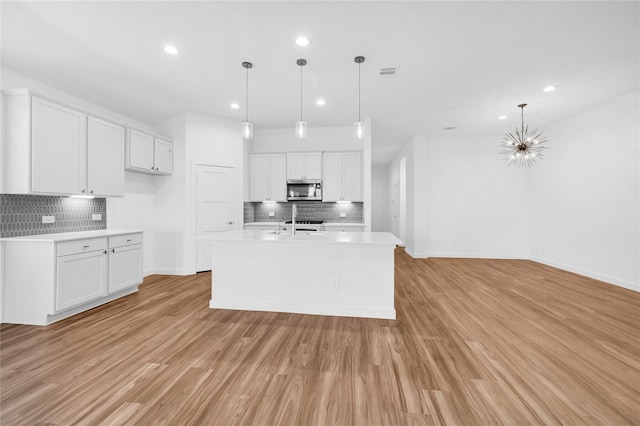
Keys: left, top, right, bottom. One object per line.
{"left": 0, "top": 229, "right": 143, "bottom": 242}
{"left": 201, "top": 230, "right": 402, "bottom": 245}
{"left": 244, "top": 222, "right": 366, "bottom": 226}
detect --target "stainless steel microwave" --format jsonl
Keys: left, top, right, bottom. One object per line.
{"left": 287, "top": 179, "right": 322, "bottom": 201}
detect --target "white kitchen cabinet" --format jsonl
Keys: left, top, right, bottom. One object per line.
{"left": 126, "top": 129, "right": 173, "bottom": 175}
{"left": 108, "top": 234, "right": 143, "bottom": 293}
{"left": 2, "top": 90, "right": 125, "bottom": 196}
{"left": 56, "top": 238, "right": 108, "bottom": 311}
{"left": 249, "top": 153, "right": 287, "bottom": 201}
{"left": 287, "top": 152, "right": 323, "bottom": 180}
{"left": 1, "top": 230, "right": 144, "bottom": 326}
{"left": 322, "top": 151, "right": 363, "bottom": 202}
{"left": 31, "top": 96, "right": 87, "bottom": 195}
{"left": 87, "top": 117, "right": 125, "bottom": 196}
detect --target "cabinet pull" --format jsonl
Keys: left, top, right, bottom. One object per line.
{"left": 103, "top": 250, "right": 107, "bottom": 254}
{"left": 90, "top": 190, "right": 94, "bottom": 194}
{"left": 81, "top": 189, "right": 86, "bottom": 194}
{"left": 111, "top": 248, "right": 115, "bottom": 253}
{"left": 126, "top": 239, "right": 132, "bottom": 242}
{"left": 83, "top": 245, "right": 90, "bottom": 248}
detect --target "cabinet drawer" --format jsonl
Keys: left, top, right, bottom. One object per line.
{"left": 57, "top": 238, "right": 107, "bottom": 257}
{"left": 109, "top": 233, "right": 143, "bottom": 248}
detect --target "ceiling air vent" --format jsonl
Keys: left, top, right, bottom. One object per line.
{"left": 379, "top": 67, "right": 398, "bottom": 78}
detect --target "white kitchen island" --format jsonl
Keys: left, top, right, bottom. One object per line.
{"left": 203, "top": 230, "right": 402, "bottom": 319}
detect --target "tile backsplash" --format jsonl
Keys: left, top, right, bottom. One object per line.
{"left": 245, "top": 201, "right": 363, "bottom": 223}
{"left": 0, "top": 194, "right": 107, "bottom": 238}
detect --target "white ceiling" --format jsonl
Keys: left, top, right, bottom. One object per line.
{"left": 2, "top": 1, "right": 638, "bottom": 164}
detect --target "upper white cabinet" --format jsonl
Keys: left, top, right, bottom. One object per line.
{"left": 126, "top": 129, "right": 173, "bottom": 175}
{"left": 31, "top": 97, "right": 87, "bottom": 195}
{"left": 322, "top": 151, "right": 363, "bottom": 202}
{"left": 249, "top": 153, "right": 287, "bottom": 201}
{"left": 87, "top": 117, "right": 125, "bottom": 196}
{"left": 287, "top": 152, "right": 323, "bottom": 180}
{"left": 2, "top": 90, "right": 125, "bottom": 196}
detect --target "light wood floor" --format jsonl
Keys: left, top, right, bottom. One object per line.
{"left": 1, "top": 250, "right": 639, "bottom": 425}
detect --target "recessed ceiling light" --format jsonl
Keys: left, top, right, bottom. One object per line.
{"left": 498, "top": 115, "right": 508, "bottom": 120}
{"left": 230, "top": 103, "right": 240, "bottom": 109}
{"left": 316, "top": 99, "right": 326, "bottom": 106}
{"left": 296, "top": 36, "right": 310, "bottom": 47}
{"left": 164, "top": 45, "right": 179, "bottom": 55}
{"left": 543, "top": 85, "right": 557, "bottom": 92}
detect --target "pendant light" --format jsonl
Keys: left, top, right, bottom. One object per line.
{"left": 295, "top": 58, "right": 308, "bottom": 138}
{"left": 499, "top": 103, "right": 549, "bottom": 167}
{"left": 353, "top": 56, "right": 365, "bottom": 139}
{"left": 241, "top": 61, "right": 253, "bottom": 139}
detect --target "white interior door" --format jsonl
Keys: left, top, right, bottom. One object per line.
{"left": 196, "top": 165, "right": 235, "bottom": 272}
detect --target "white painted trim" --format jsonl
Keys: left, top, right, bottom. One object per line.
{"left": 405, "top": 248, "right": 428, "bottom": 259}
{"left": 210, "top": 298, "right": 396, "bottom": 320}
{"left": 428, "top": 252, "right": 528, "bottom": 260}
{"left": 149, "top": 268, "right": 192, "bottom": 276}
{"left": 530, "top": 257, "right": 639, "bottom": 293}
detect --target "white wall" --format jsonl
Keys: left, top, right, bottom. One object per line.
{"left": 371, "top": 165, "right": 389, "bottom": 231}
{"left": 529, "top": 91, "right": 639, "bottom": 291}
{"left": 388, "top": 136, "right": 429, "bottom": 257}
{"left": 249, "top": 125, "right": 363, "bottom": 153}
{"left": 426, "top": 135, "right": 529, "bottom": 259}
{"left": 154, "top": 112, "right": 244, "bottom": 275}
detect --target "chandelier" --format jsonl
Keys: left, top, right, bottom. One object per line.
{"left": 499, "top": 103, "right": 548, "bottom": 167}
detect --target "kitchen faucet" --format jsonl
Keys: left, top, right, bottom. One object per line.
{"left": 291, "top": 204, "right": 297, "bottom": 235}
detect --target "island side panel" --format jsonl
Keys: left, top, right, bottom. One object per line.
{"left": 209, "top": 240, "right": 396, "bottom": 319}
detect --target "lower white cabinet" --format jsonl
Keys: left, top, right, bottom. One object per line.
{"left": 56, "top": 240, "right": 109, "bottom": 311}
{"left": 2, "top": 231, "right": 143, "bottom": 326}
{"left": 108, "top": 234, "right": 143, "bottom": 293}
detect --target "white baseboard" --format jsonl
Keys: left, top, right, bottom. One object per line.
{"left": 405, "top": 248, "right": 429, "bottom": 259}
{"left": 428, "top": 251, "right": 527, "bottom": 260}
{"left": 147, "top": 268, "right": 192, "bottom": 276}
{"left": 210, "top": 298, "right": 396, "bottom": 320}
{"left": 530, "top": 256, "right": 639, "bottom": 293}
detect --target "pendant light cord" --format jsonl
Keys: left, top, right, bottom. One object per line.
{"left": 245, "top": 66, "right": 249, "bottom": 123}
{"left": 300, "top": 64, "right": 303, "bottom": 121}
{"left": 358, "top": 61, "right": 361, "bottom": 122}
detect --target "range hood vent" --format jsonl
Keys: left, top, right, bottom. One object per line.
{"left": 379, "top": 67, "right": 398, "bottom": 77}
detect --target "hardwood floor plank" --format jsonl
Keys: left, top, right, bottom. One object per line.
{"left": 2, "top": 252, "right": 639, "bottom": 424}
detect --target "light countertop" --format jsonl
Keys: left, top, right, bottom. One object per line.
{"left": 201, "top": 230, "right": 402, "bottom": 246}
{"left": 244, "top": 222, "right": 366, "bottom": 226}
{"left": 0, "top": 229, "right": 143, "bottom": 242}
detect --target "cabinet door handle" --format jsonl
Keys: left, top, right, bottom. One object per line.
{"left": 227, "top": 221, "right": 233, "bottom": 225}
{"left": 126, "top": 239, "right": 132, "bottom": 242}
{"left": 111, "top": 248, "right": 115, "bottom": 253}
{"left": 83, "top": 245, "right": 90, "bottom": 248}
{"left": 103, "top": 250, "right": 107, "bottom": 254}
{"left": 90, "top": 190, "right": 94, "bottom": 194}
{"left": 81, "top": 189, "right": 86, "bottom": 194}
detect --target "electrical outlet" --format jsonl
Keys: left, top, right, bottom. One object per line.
{"left": 42, "top": 215, "right": 55, "bottom": 224}
{"left": 268, "top": 212, "right": 275, "bottom": 217}
{"left": 92, "top": 213, "right": 102, "bottom": 221}
{"left": 340, "top": 212, "right": 347, "bottom": 218}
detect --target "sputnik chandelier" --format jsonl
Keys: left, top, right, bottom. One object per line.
{"left": 499, "top": 103, "right": 548, "bottom": 167}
